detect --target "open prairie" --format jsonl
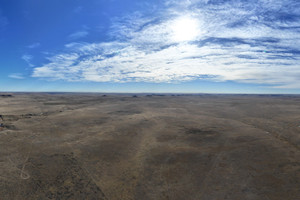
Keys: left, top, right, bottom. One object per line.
{"left": 0, "top": 93, "right": 300, "bottom": 200}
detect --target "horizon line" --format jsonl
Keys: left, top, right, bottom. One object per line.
{"left": 1, "top": 91, "right": 300, "bottom": 95}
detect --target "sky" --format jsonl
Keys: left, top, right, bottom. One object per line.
{"left": 0, "top": 0, "right": 300, "bottom": 93}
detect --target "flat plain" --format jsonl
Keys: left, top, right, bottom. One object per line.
{"left": 0, "top": 93, "right": 300, "bottom": 200}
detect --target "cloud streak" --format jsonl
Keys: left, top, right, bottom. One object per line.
{"left": 33, "top": 0, "right": 300, "bottom": 88}
{"left": 22, "top": 54, "right": 34, "bottom": 67}
{"left": 27, "top": 43, "right": 40, "bottom": 49}
{"left": 9, "top": 73, "right": 24, "bottom": 79}
{"left": 68, "top": 31, "right": 89, "bottom": 40}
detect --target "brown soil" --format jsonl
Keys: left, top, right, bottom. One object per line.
{"left": 0, "top": 93, "right": 300, "bottom": 200}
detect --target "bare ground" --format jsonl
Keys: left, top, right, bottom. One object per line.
{"left": 0, "top": 93, "right": 300, "bottom": 200}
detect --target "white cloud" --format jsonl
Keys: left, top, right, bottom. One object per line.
{"left": 68, "top": 30, "right": 89, "bottom": 40}
{"left": 9, "top": 73, "right": 24, "bottom": 79}
{"left": 22, "top": 54, "right": 32, "bottom": 62}
{"left": 32, "top": 0, "right": 300, "bottom": 88}
{"left": 22, "top": 54, "right": 34, "bottom": 67}
{"left": 27, "top": 43, "right": 40, "bottom": 48}
{"left": 21, "top": 54, "right": 34, "bottom": 67}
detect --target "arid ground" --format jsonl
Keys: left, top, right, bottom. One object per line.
{"left": 0, "top": 93, "right": 300, "bottom": 200}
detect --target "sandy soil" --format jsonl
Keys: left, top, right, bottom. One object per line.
{"left": 0, "top": 93, "right": 300, "bottom": 200}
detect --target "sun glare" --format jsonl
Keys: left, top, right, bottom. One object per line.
{"left": 170, "top": 16, "right": 200, "bottom": 42}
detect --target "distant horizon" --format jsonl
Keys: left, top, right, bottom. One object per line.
{"left": 1, "top": 91, "right": 300, "bottom": 95}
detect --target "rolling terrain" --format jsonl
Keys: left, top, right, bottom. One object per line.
{"left": 0, "top": 93, "right": 300, "bottom": 200}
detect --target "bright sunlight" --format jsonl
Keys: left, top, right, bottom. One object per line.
{"left": 170, "top": 16, "right": 200, "bottom": 42}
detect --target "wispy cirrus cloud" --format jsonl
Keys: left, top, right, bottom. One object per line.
{"left": 9, "top": 73, "right": 24, "bottom": 79}
{"left": 33, "top": 0, "right": 300, "bottom": 88}
{"left": 68, "top": 30, "right": 89, "bottom": 40}
{"left": 27, "top": 42, "right": 40, "bottom": 49}
{"left": 22, "top": 54, "right": 34, "bottom": 67}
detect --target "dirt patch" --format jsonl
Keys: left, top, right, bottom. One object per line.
{"left": 22, "top": 153, "right": 107, "bottom": 200}
{"left": 0, "top": 94, "right": 13, "bottom": 97}
{"left": 185, "top": 128, "right": 216, "bottom": 135}
{"left": 0, "top": 122, "right": 17, "bottom": 131}
{"left": 110, "top": 110, "right": 142, "bottom": 115}
{"left": 184, "top": 128, "right": 223, "bottom": 146}
{"left": 0, "top": 114, "right": 40, "bottom": 122}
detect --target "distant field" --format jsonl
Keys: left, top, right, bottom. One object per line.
{"left": 0, "top": 93, "right": 300, "bottom": 200}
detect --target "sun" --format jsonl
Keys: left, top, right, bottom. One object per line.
{"left": 170, "top": 16, "right": 200, "bottom": 42}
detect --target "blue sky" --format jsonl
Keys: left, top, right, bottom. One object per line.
{"left": 0, "top": 0, "right": 300, "bottom": 93}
